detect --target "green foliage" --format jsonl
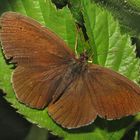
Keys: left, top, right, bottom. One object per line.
{"left": 93, "top": 0, "right": 140, "bottom": 37}
{"left": 82, "top": 0, "right": 140, "bottom": 82}
{"left": 0, "top": 0, "right": 140, "bottom": 140}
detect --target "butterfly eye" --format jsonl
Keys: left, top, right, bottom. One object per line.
{"left": 79, "top": 53, "right": 88, "bottom": 62}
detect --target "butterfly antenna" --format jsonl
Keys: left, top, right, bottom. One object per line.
{"left": 86, "top": 41, "right": 94, "bottom": 63}
{"left": 74, "top": 27, "right": 78, "bottom": 58}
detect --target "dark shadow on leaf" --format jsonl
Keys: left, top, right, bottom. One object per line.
{"left": 59, "top": 116, "right": 135, "bottom": 134}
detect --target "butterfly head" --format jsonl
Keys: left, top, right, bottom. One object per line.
{"left": 79, "top": 52, "right": 88, "bottom": 63}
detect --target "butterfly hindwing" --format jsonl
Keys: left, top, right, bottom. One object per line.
{"left": 12, "top": 64, "right": 70, "bottom": 108}
{"left": 48, "top": 71, "right": 97, "bottom": 129}
{"left": 88, "top": 64, "right": 140, "bottom": 119}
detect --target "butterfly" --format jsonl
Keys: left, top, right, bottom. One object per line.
{"left": 0, "top": 12, "right": 140, "bottom": 129}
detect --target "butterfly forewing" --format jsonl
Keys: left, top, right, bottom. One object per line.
{"left": 0, "top": 12, "right": 74, "bottom": 64}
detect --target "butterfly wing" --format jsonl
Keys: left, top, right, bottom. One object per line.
{"left": 87, "top": 64, "right": 140, "bottom": 120}
{"left": 0, "top": 12, "right": 75, "bottom": 108}
{"left": 0, "top": 12, "right": 74, "bottom": 64}
{"left": 1, "top": 12, "right": 140, "bottom": 129}
{"left": 48, "top": 72, "right": 97, "bottom": 129}
{"left": 48, "top": 64, "right": 140, "bottom": 128}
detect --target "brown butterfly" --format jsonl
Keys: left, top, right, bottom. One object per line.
{"left": 0, "top": 12, "right": 140, "bottom": 129}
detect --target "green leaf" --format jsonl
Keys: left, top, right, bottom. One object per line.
{"left": 93, "top": 0, "right": 140, "bottom": 38}
{"left": 134, "top": 131, "right": 138, "bottom": 140}
{"left": 0, "top": 0, "right": 140, "bottom": 140}
{"left": 82, "top": 0, "right": 140, "bottom": 83}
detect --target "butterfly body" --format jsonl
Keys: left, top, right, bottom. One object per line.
{"left": 1, "top": 12, "right": 140, "bottom": 129}
{"left": 50, "top": 56, "right": 88, "bottom": 104}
